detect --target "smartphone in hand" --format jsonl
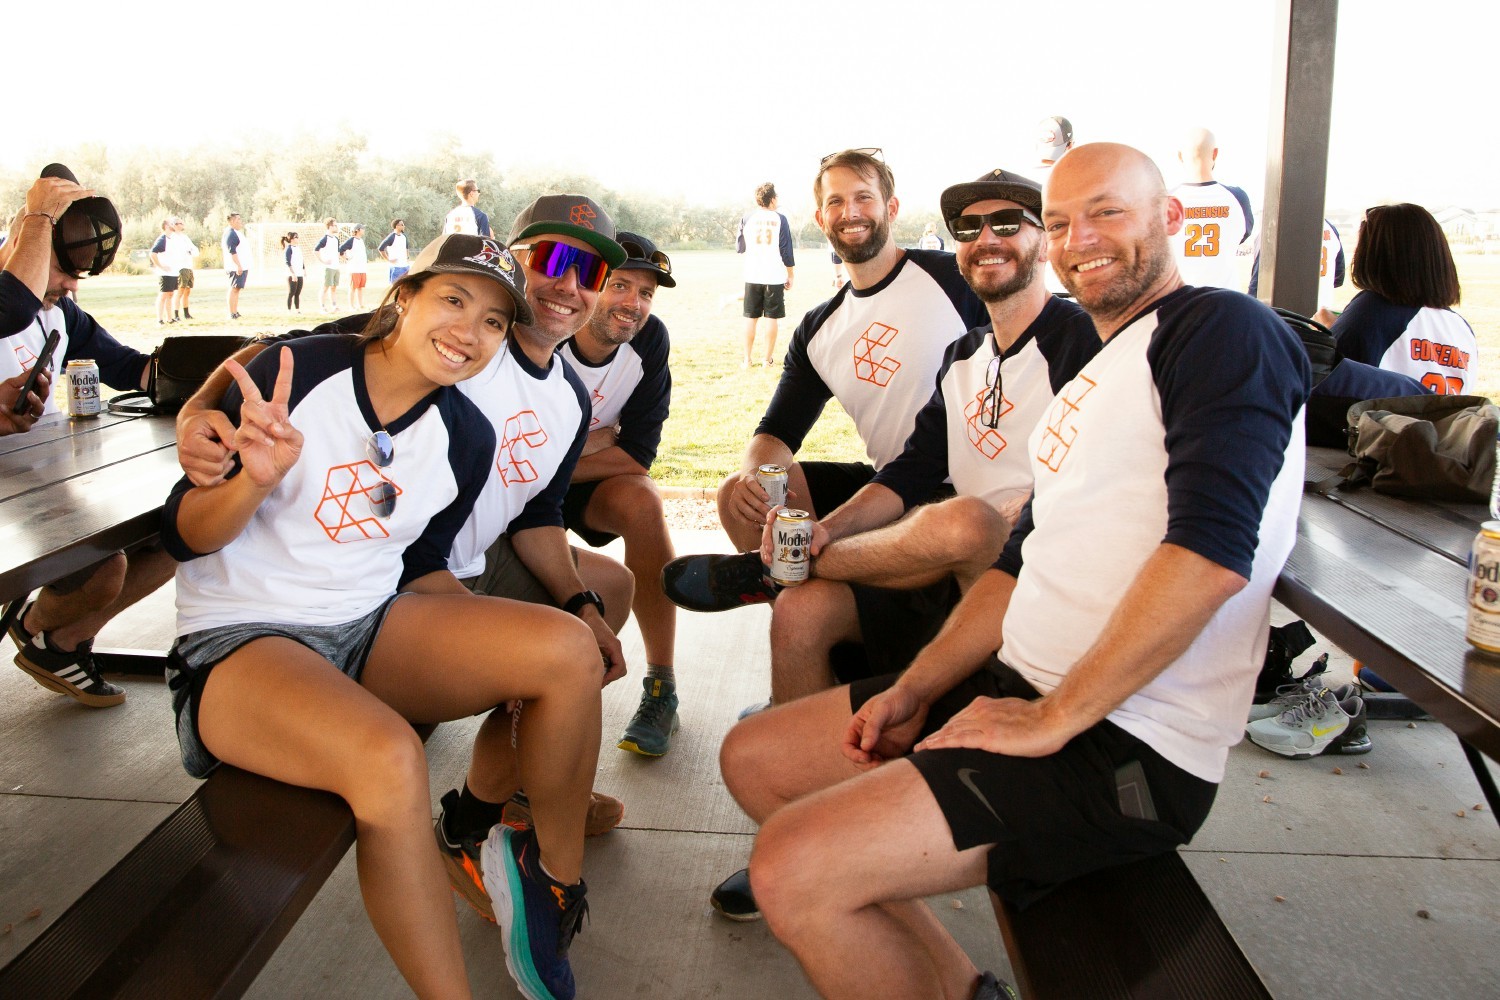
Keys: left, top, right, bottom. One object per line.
{"left": 13, "top": 329, "right": 61, "bottom": 415}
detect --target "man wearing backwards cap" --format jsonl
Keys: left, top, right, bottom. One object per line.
{"left": 684, "top": 169, "right": 1100, "bottom": 922}
{"left": 0, "top": 165, "right": 175, "bottom": 710}
{"left": 552, "top": 230, "right": 684, "bottom": 757}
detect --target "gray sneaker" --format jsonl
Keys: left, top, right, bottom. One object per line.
{"left": 618, "top": 677, "right": 680, "bottom": 757}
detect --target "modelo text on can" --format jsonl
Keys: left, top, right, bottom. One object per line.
{"left": 770, "top": 508, "right": 812, "bottom": 587}
{"left": 757, "top": 464, "right": 788, "bottom": 509}
{"left": 1467, "top": 521, "right": 1500, "bottom": 653}
{"left": 66, "top": 359, "right": 101, "bottom": 418}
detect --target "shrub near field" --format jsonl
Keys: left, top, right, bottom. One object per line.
{"left": 60, "top": 251, "right": 1500, "bottom": 490}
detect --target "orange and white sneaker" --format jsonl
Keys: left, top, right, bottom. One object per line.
{"left": 435, "top": 789, "right": 495, "bottom": 922}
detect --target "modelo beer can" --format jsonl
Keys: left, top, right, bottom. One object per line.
{"left": 1467, "top": 521, "right": 1500, "bottom": 653}
{"left": 769, "top": 508, "right": 812, "bottom": 587}
{"left": 757, "top": 464, "right": 789, "bottom": 508}
{"left": 66, "top": 359, "right": 101, "bottom": 418}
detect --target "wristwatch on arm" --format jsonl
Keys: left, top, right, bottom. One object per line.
{"left": 562, "top": 590, "right": 605, "bottom": 618}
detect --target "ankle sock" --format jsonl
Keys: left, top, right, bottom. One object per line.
{"left": 456, "top": 781, "right": 507, "bottom": 833}
{"left": 646, "top": 663, "right": 675, "bottom": 684}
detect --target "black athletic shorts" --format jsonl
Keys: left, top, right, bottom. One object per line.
{"left": 841, "top": 577, "right": 960, "bottom": 681}
{"left": 850, "top": 659, "right": 1218, "bottom": 908}
{"left": 561, "top": 479, "right": 616, "bottom": 547}
{"left": 158, "top": 275, "right": 180, "bottom": 293}
{"left": 798, "top": 460, "right": 875, "bottom": 518}
{"left": 743, "top": 282, "right": 786, "bottom": 319}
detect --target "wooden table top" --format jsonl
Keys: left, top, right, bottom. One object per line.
{"left": 0, "top": 411, "right": 182, "bottom": 604}
{"left": 1276, "top": 447, "right": 1500, "bottom": 759}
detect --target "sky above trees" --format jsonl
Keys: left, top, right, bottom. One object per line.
{"left": 4, "top": 0, "right": 1493, "bottom": 216}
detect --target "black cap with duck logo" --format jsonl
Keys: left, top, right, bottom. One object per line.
{"left": 508, "top": 194, "right": 627, "bottom": 268}
{"left": 940, "top": 169, "right": 1044, "bottom": 223}
{"left": 407, "top": 234, "right": 533, "bottom": 326}
{"left": 40, "top": 162, "right": 122, "bottom": 277}
{"left": 615, "top": 230, "right": 676, "bottom": 288}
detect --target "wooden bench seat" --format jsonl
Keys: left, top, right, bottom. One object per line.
{"left": 994, "top": 850, "right": 1271, "bottom": 1000}
{"left": 0, "top": 727, "right": 433, "bottom": 1000}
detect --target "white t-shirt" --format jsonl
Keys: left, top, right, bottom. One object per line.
{"left": 445, "top": 204, "right": 479, "bottom": 236}
{"left": 740, "top": 208, "right": 792, "bottom": 285}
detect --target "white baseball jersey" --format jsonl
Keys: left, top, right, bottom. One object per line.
{"left": 1171, "top": 181, "right": 1253, "bottom": 290}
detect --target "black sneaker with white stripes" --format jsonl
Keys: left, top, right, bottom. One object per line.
{"left": 9, "top": 604, "right": 125, "bottom": 708}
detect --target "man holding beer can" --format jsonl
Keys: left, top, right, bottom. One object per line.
{"left": 0, "top": 165, "right": 174, "bottom": 708}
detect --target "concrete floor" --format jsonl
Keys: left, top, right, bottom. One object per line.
{"left": 1, "top": 527, "right": 1497, "bottom": 999}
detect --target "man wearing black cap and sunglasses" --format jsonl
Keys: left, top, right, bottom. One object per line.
{"left": 553, "top": 230, "right": 683, "bottom": 757}
{"left": 680, "top": 169, "right": 1099, "bottom": 923}
{"left": 0, "top": 165, "right": 175, "bottom": 710}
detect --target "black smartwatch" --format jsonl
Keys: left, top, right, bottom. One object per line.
{"left": 562, "top": 590, "right": 606, "bottom": 618}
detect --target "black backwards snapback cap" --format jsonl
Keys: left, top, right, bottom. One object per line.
{"left": 40, "top": 162, "right": 122, "bottom": 277}
{"left": 615, "top": 230, "right": 676, "bottom": 288}
{"left": 407, "top": 234, "right": 533, "bottom": 326}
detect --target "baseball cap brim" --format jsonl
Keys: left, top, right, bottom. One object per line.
{"left": 513, "top": 221, "right": 627, "bottom": 269}
{"left": 940, "top": 170, "right": 1044, "bottom": 222}
{"left": 408, "top": 235, "right": 534, "bottom": 327}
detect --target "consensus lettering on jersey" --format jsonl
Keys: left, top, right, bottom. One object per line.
{"left": 1183, "top": 206, "right": 1231, "bottom": 220}
{"left": 1409, "top": 338, "right": 1470, "bottom": 370}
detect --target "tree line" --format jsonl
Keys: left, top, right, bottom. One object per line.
{"left": 0, "top": 130, "right": 945, "bottom": 271}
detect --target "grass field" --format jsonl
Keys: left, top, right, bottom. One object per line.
{"left": 66, "top": 250, "right": 1500, "bottom": 489}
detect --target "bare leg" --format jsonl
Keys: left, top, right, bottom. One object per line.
{"left": 743, "top": 317, "right": 758, "bottom": 368}
{"left": 768, "top": 579, "right": 860, "bottom": 703}
{"left": 27, "top": 548, "right": 175, "bottom": 652}
{"left": 198, "top": 639, "right": 472, "bottom": 1000}
{"left": 581, "top": 475, "right": 676, "bottom": 667}
{"left": 815, "top": 497, "right": 1010, "bottom": 591}
{"left": 753, "top": 760, "right": 987, "bottom": 1000}
{"left": 763, "top": 318, "right": 779, "bottom": 364}
{"left": 575, "top": 548, "right": 634, "bottom": 634}
{"left": 363, "top": 594, "right": 601, "bottom": 884}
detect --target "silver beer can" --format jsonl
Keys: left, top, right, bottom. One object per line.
{"left": 66, "top": 359, "right": 101, "bottom": 418}
{"left": 1468, "top": 521, "right": 1500, "bottom": 653}
{"left": 769, "top": 508, "right": 812, "bottom": 587}
{"left": 757, "top": 464, "right": 788, "bottom": 509}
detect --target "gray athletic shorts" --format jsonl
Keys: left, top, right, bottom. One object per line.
{"left": 167, "top": 594, "right": 404, "bottom": 778}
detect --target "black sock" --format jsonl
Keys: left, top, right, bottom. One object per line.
{"left": 456, "top": 781, "right": 507, "bottom": 833}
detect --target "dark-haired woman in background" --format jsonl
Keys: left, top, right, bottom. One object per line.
{"left": 281, "top": 231, "right": 305, "bottom": 313}
{"left": 1332, "top": 203, "right": 1476, "bottom": 395}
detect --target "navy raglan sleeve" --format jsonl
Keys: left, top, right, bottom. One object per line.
{"left": 1228, "top": 185, "right": 1254, "bottom": 242}
{"left": 735, "top": 216, "right": 746, "bottom": 255}
{"left": 1329, "top": 222, "right": 1346, "bottom": 288}
{"left": 151, "top": 236, "right": 167, "bottom": 254}
{"left": 511, "top": 368, "right": 591, "bottom": 533}
{"left": 614, "top": 317, "right": 671, "bottom": 470}
{"left": 0, "top": 270, "right": 44, "bottom": 339}
{"left": 1332, "top": 292, "right": 1416, "bottom": 367}
{"left": 59, "top": 298, "right": 149, "bottom": 390}
{"left": 378, "top": 233, "right": 396, "bottom": 253}
{"left": 338, "top": 238, "right": 353, "bottom": 255}
{"left": 872, "top": 331, "right": 979, "bottom": 508}
{"left": 1035, "top": 300, "right": 1102, "bottom": 391}
{"left": 400, "top": 393, "right": 497, "bottom": 587}
{"left": 994, "top": 497, "right": 1034, "bottom": 577}
{"left": 1148, "top": 290, "right": 1310, "bottom": 577}
{"left": 778, "top": 213, "right": 795, "bottom": 268}
{"left": 754, "top": 295, "right": 840, "bottom": 452}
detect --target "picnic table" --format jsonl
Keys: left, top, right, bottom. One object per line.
{"left": 1274, "top": 445, "right": 1500, "bottom": 818}
{"left": 0, "top": 409, "right": 182, "bottom": 670}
